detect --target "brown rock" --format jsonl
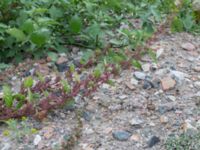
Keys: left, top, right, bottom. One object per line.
{"left": 181, "top": 42, "right": 196, "bottom": 51}
{"left": 161, "top": 77, "right": 176, "bottom": 91}
{"left": 160, "top": 116, "right": 169, "bottom": 124}
{"left": 130, "top": 134, "right": 141, "bottom": 142}
{"left": 56, "top": 56, "right": 68, "bottom": 64}
{"left": 125, "top": 82, "right": 136, "bottom": 90}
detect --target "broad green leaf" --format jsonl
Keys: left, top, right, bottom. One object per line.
{"left": 3, "top": 85, "right": 13, "bottom": 108}
{"left": 182, "top": 13, "right": 194, "bottom": 31}
{"left": 30, "top": 28, "right": 50, "bottom": 46}
{"left": 7, "top": 28, "right": 26, "bottom": 42}
{"left": 69, "top": 15, "right": 82, "bottom": 33}
{"left": 21, "top": 19, "right": 35, "bottom": 34}
{"left": 49, "top": 6, "right": 63, "bottom": 19}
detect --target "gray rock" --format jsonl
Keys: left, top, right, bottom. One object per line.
{"left": 148, "top": 136, "right": 160, "bottom": 148}
{"left": 134, "top": 71, "right": 146, "bottom": 80}
{"left": 170, "top": 70, "right": 189, "bottom": 81}
{"left": 118, "top": 95, "right": 128, "bottom": 100}
{"left": 143, "top": 80, "right": 153, "bottom": 89}
{"left": 112, "top": 131, "right": 131, "bottom": 141}
{"left": 157, "top": 105, "right": 176, "bottom": 114}
{"left": 194, "top": 82, "right": 200, "bottom": 89}
{"left": 83, "top": 111, "right": 92, "bottom": 121}
{"left": 131, "top": 78, "right": 139, "bottom": 85}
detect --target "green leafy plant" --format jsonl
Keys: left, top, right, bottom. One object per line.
{"left": 165, "top": 132, "right": 200, "bottom": 150}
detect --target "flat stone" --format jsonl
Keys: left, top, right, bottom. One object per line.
{"left": 112, "top": 131, "right": 131, "bottom": 141}
{"left": 161, "top": 77, "right": 176, "bottom": 91}
{"left": 125, "top": 82, "right": 135, "bottom": 90}
{"left": 130, "top": 134, "right": 141, "bottom": 142}
{"left": 1, "top": 143, "right": 11, "bottom": 150}
{"left": 167, "top": 95, "right": 176, "bottom": 101}
{"left": 33, "top": 135, "right": 42, "bottom": 146}
{"left": 194, "top": 82, "right": 200, "bottom": 89}
{"left": 134, "top": 71, "right": 146, "bottom": 80}
{"left": 118, "top": 95, "right": 128, "bottom": 100}
{"left": 170, "top": 70, "right": 189, "bottom": 81}
{"left": 160, "top": 116, "right": 169, "bottom": 124}
{"left": 129, "top": 118, "right": 144, "bottom": 126}
{"left": 102, "top": 83, "right": 110, "bottom": 89}
{"left": 142, "top": 64, "right": 151, "bottom": 72}
{"left": 193, "top": 66, "right": 200, "bottom": 72}
{"left": 131, "top": 78, "right": 139, "bottom": 85}
{"left": 156, "top": 48, "right": 164, "bottom": 58}
{"left": 181, "top": 42, "right": 195, "bottom": 51}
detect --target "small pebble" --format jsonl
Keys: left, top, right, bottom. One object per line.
{"left": 112, "top": 131, "right": 131, "bottom": 141}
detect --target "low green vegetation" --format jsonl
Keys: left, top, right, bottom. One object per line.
{"left": 165, "top": 132, "right": 200, "bottom": 150}
{"left": 1, "top": 0, "right": 198, "bottom": 64}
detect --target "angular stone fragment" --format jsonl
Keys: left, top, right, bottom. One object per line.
{"left": 181, "top": 42, "right": 195, "bottom": 51}
{"left": 161, "top": 77, "right": 176, "bottom": 91}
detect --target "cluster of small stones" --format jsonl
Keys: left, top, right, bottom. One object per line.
{"left": 0, "top": 32, "right": 200, "bottom": 150}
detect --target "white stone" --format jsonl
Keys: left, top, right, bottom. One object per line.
{"left": 129, "top": 118, "right": 144, "bottom": 126}
{"left": 167, "top": 95, "right": 176, "bottom": 101}
{"left": 102, "top": 83, "right": 110, "bottom": 89}
{"left": 1, "top": 143, "right": 11, "bottom": 150}
{"left": 156, "top": 48, "right": 164, "bottom": 58}
{"left": 34, "top": 135, "right": 42, "bottom": 146}
{"left": 118, "top": 95, "right": 128, "bottom": 100}
{"left": 134, "top": 71, "right": 146, "bottom": 80}
{"left": 131, "top": 78, "right": 139, "bottom": 85}
{"left": 142, "top": 64, "right": 151, "bottom": 72}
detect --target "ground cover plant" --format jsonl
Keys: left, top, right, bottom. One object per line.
{"left": 1, "top": 0, "right": 200, "bottom": 149}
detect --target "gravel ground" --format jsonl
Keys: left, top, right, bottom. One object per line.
{"left": 0, "top": 32, "right": 200, "bottom": 150}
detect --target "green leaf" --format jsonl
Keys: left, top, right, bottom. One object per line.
{"left": 6, "top": 28, "right": 26, "bottom": 42}
{"left": 23, "top": 77, "right": 33, "bottom": 88}
{"left": 21, "top": 19, "right": 35, "bottom": 34}
{"left": 69, "top": 15, "right": 82, "bottom": 33}
{"left": 3, "top": 86, "right": 13, "bottom": 108}
{"left": 182, "top": 13, "right": 194, "bottom": 31}
{"left": 30, "top": 28, "right": 50, "bottom": 46}
{"left": 49, "top": 6, "right": 63, "bottom": 19}
{"left": 86, "top": 23, "right": 101, "bottom": 38}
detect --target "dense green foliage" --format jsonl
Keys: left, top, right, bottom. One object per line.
{"left": 0, "top": 0, "right": 174, "bottom": 64}
{"left": 0, "top": 0, "right": 199, "bottom": 65}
